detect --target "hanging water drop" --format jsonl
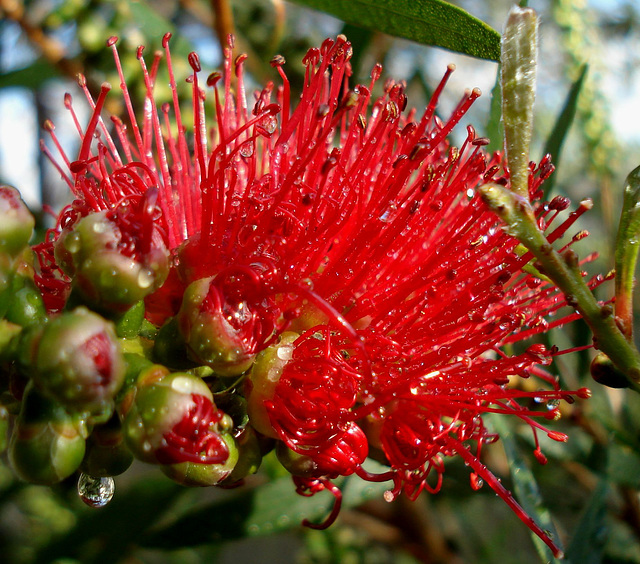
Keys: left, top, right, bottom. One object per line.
{"left": 533, "top": 389, "right": 545, "bottom": 403}
{"left": 77, "top": 473, "right": 115, "bottom": 508}
{"left": 546, "top": 398, "right": 560, "bottom": 410}
{"left": 239, "top": 141, "right": 254, "bottom": 158}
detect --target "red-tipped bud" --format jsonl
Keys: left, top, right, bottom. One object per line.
{"left": 245, "top": 331, "right": 299, "bottom": 438}
{"left": 177, "top": 277, "right": 259, "bottom": 376}
{"left": 122, "top": 372, "right": 234, "bottom": 482}
{"left": 54, "top": 207, "right": 169, "bottom": 313}
{"left": 29, "top": 307, "right": 125, "bottom": 416}
{"left": 161, "top": 432, "right": 238, "bottom": 486}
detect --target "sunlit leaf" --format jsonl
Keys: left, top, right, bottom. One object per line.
{"left": 289, "top": 0, "right": 501, "bottom": 61}
{"left": 487, "top": 414, "right": 563, "bottom": 563}
{"left": 542, "top": 64, "right": 588, "bottom": 197}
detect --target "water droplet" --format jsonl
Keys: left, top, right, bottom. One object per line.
{"left": 470, "top": 473, "right": 484, "bottom": 490}
{"left": 534, "top": 389, "right": 546, "bottom": 403}
{"left": 78, "top": 473, "right": 115, "bottom": 508}
{"left": 239, "top": 141, "right": 254, "bottom": 158}
{"left": 261, "top": 115, "right": 278, "bottom": 135}
{"left": 546, "top": 398, "right": 560, "bottom": 410}
{"left": 276, "top": 345, "right": 293, "bottom": 361}
{"left": 137, "top": 269, "right": 155, "bottom": 289}
{"left": 66, "top": 232, "right": 82, "bottom": 253}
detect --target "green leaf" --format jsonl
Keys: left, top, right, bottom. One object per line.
{"left": 487, "top": 414, "right": 563, "bottom": 563}
{"left": 139, "top": 459, "right": 392, "bottom": 549}
{"left": 339, "top": 23, "right": 374, "bottom": 79}
{"left": 0, "top": 59, "right": 61, "bottom": 89}
{"left": 542, "top": 64, "right": 588, "bottom": 198}
{"left": 34, "top": 475, "right": 183, "bottom": 564}
{"left": 289, "top": 0, "right": 501, "bottom": 61}
{"left": 565, "top": 481, "right": 609, "bottom": 564}
{"left": 486, "top": 65, "right": 503, "bottom": 153}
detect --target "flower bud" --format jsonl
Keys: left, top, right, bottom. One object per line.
{"left": 9, "top": 383, "right": 86, "bottom": 484}
{"left": 219, "top": 426, "right": 262, "bottom": 485}
{"left": 4, "top": 276, "right": 47, "bottom": 328}
{"left": 30, "top": 307, "right": 125, "bottom": 416}
{"left": 590, "top": 352, "right": 630, "bottom": 389}
{"left": 122, "top": 372, "right": 234, "bottom": 479}
{"left": 54, "top": 207, "right": 169, "bottom": 313}
{"left": 245, "top": 332, "right": 299, "bottom": 438}
{"left": 0, "top": 185, "right": 35, "bottom": 258}
{"left": 161, "top": 432, "right": 238, "bottom": 486}
{"left": 177, "top": 277, "right": 258, "bottom": 376}
{"left": 81, "top": 413, "right": 133, "bottom": 477}
{"left": 276, "top": 441, "right": 319, "bottom": 477}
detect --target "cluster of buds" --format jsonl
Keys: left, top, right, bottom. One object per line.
{"left": 0, "top": 30, "right": 603, "bottom": 557}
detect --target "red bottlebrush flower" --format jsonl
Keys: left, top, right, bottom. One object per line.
{"left": 37, "top": 33, "right": 603, "bottom": 554}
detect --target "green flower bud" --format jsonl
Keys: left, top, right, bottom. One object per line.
{"left": 4, "top": 277, "right": 47, "bottom": 328}
{"left": 275, "top": 441, "right": 318, "bottom": 478}
{"left": 220, "top": 426, "right": 262, "bottom": 486}
{"left": 153, "top": 316, "right": 193, "bottom": 369}
{"left": 177, "top": 277, "right": 258, "bottom": 377}
{"left": 122, "top": 372, "right": 234, "bottom": 470}
{"left": 55, "top": 208, "right": 169, "bottom": 313}
{"left": 590, "top": 352, "right": 630, "bottom": 389}
{"left": 9, "top": 383, "right": 86, "bottom": 484}
{"left": 31, "top": 307, "right": 125, "bottom": 416}
{"left": 245, "top": 332, "right": 299, "bottom": 438}
{"left": 0, "top": 185, "right": 35, "bottom": 258}
{"left": 81, "top": 413, "right": 133, "bottom": 477}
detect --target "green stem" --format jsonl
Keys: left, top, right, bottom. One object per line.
{"left": 480, "top": 183, "right": 640, "bottom": 393}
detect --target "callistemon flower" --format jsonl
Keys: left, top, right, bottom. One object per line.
{"left": 36, "top": 33, "right": 603, "bottom": 555}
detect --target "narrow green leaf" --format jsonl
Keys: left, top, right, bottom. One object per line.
{"left": 486, "top": 65, "right": 503, "bottom": 153}
{"left": 140, "top": 459, "right": 392, "bottom": 549}
{"left": 542, "top": 64, "right": 588, "bottom": 198}
{"left": 487, "top": 415, "right": 563, "bottom": 563}
{"left": 565, "top": 481, "right": 609, "bottom": 564}
{"left": 289, "top": 0, "right": 501, "bottom": 61}
{"left": 0, "top": 60, "right": 61, "bottom": 89}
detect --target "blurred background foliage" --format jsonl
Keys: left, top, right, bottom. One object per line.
{"left": 1, "top": 0, "right": 640, "bottom": 563}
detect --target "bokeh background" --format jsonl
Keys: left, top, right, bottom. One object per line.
{"left": 1, "top": 1, "right": 640, "bottom": 562}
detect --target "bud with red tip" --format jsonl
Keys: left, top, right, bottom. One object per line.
{"left": 27, "top": 307, "right": 125, "bottom": 417}
{"left": 121, "top": 371, "right": 237, "bottom": 485}
{"left": 54, "top": 198, "right": 169, "bottom": 313}
{"left": 177, "top": 276, "right": 260, "bottom": 377}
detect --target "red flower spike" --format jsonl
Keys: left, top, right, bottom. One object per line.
{"left": 37, "top": 35, "right": 597, "bottom": 550}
